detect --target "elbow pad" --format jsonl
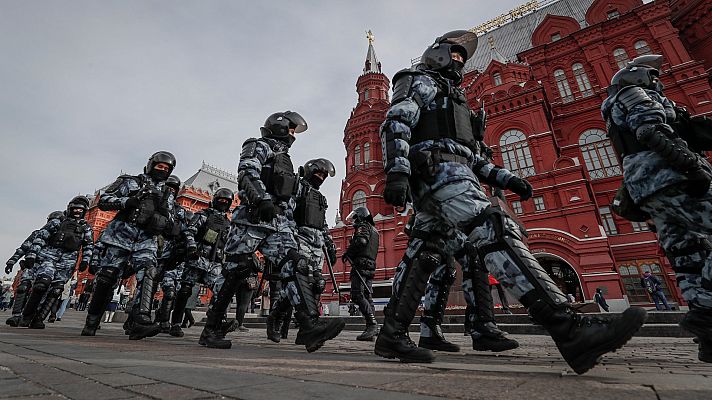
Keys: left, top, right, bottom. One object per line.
{"left": 637, "top": 124, "right": 700, "bottom": 171}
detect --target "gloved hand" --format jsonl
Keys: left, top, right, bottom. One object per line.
{"left": 23, "top": 255, "right": 35, "bottom": 270}
{"left": 78, "top": 260, "right": 89, "bottom": 272}
{"left": 506, "top": 176, "right": 533, "bottom": 200}
{"left": 124, "top": 196, "right": 141, "bottom": 209}
{"left": 257, "top": 200, "right": 277, "bottom": 222}
{"left": 5, "top": 260, "right": 15, "bottom": 274}
{"left": 327, "top": 248, "right": 337, "bottom": 266}
{"left": 383, "top": 173, "right": 411, "bottom": 208}
{"left": 315, "top": 278, "right": 326, "bottom": 294}
{"left": 685, "top": 168, "right": 712, "bottom": 197}
{"left": 186, "top": 244, "right": 199, "bottom": 260}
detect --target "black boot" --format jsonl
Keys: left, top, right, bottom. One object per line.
{"left": 129, "top": 267, "right": 161, "bottom": 340}
{"left": 156, "top": 286, "right": 176, "bottom": 334}
{"left": 680, "top": 308, "right": 712, "bottom": 363}
{"left": 375, "top": 314, "right": 435, "bottom": 363}
{"left": 30, "top": 282, "right": 62, "bottom": 330}
{"left": 5, "top": 316, "right": 20, "bottom": 327}
{"left": 169, "top": 324, "right": 184, "bottom": 337}
{"left": 266, "top": 310, "right": 283, "bottom": 343}
{"left": 357, "top": 314, "right": 379, "bottom": 341}
{"left": 7, "top": 280, "right": 31, "bottom": 327}
{"left": 20, "top": 277, "right": 51, "bottom": 327}
{"left": 123, "top": 307, "right": 135, "bottom": 335}
{"left": 220, "top": 318, "right": 238, "bottom": 337}
{"left": 199, "top": 310, "right": 232, "bottom": 349}
{"left": 294, "top": 311, "right": 345, "bottom": 353}
{"left": 280, "top": 307, "right": 292, "bottom": 339}
{"left": 170, "top": 284, "right": 192, "bottom": 335}
{"left": 471, "top": 321, "right": 519, "bottom": 352}
{"left": 418, "top": 315, "right": 459, "bottom": 352}
{"left": 81, "top": 314, "right": 102, "bottom": 336}
{"left": 529, "top": 297, "right": 646, "bottom": 374}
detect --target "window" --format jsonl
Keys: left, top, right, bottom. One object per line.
{"left": 634, "top": 40, "right": 651, "bottom": 56}
{"left": 533, "top": 196, "right": 545, "bottom": 211}
{"left": 499, "top": 130, "right": 535, "bottom": 178}
{"left": 554, "top": 69, "right": 573, "bottom": 103}
{"left": 364, "top": 142, "right": 370, "bottom": 163}
{"left": 579, "top": 129, "right": 621, "bottom": 179}
{"left": 551, "top": 33, "right": 561, "bottom": 42}
{"left": 607, "top": 10, "right": 620, "bottom": 19}
{"left": 631, "top": 221, "right": 649, "bottom": 232}
{"left": 599, "top": 206, "right": 618, "bottom": 235}
{"left": 352, "top": 190, "right": 366, "bottom": 211}
{"left": 354, "top": 145, "right": 361, "bottom": 166}
{"left": 572, "top": 63, "right": 593, "bottom": 97}
{"left": 619, "top": 261, "right": 672, "bottom": 304}
{"left": 512, "top": 201, "right": 523, "bottom": 214}
{"left": 493, "top": 72, "right": 502, "bottom": 86}
{"left": 613, "top": 48, "right": 629, "bottom": 69}
{"left": 364, "top": 89, "right": 369, "bottom": 100}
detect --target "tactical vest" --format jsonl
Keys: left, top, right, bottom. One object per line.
{"left": 294, "top": 186, "right": 327, "bottom": 229}
{"left": 260, "top": 152, "right": 298, "bottom": 201}
{"left": 352, "top": 224, "right": 379, "bottom": 262}
{"left": 410, "top": 82, "right": 478, "bottom": 149}
{"left": 115, "top": 178, "right": 171, "bottom": 234}
{"left": 49, "top": 218, "right": 84, "bottom": 251}
{"left": 196, "top": 209, "right": 230, "bottom": 247}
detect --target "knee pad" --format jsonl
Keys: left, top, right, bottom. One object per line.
{"left": 417, "top": 246, "right": 445, "bottom": 275}
{"left": 33, "top": 277, "right": 52, "bottom": 293}
{"left": 281, "top": 249, "right": 310, "bottom": 277}
{"left": 96, "top": 268, "right": 121, "bottom": 287}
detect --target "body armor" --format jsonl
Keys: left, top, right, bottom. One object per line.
{"left": 349, "top": 224, "right": 380, "bottom": 276}
{"left": 115, "top": 179, "right": 171, "bottom": 234}
{"left": 260, "top": 152, "right": 298, "bottom": 200}
{"left": 197, "top": 209, "right": 230, "bottom": 247}
{"left": 49, "top": 218, "right": 84, "bottom": 251}
{"left": 294, "top": 186, "right": 327, "bottom": 228}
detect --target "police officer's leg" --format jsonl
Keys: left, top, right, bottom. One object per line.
{"left": 467, "top": 205, "right": 646, "bottom": 374}
{"left": 418, "top": 259, "right": 459, "bottom": 351}
{"left": 81, "top": 247, "right": 124, "bottom": 336}
{"left": 6, "top": 277, "right": 32, "bottom": 326}
{"left": 199, "top": 257, "right": 246, "bottom": 349}
{"left": 157, "top": 282, "right": 176, "bottom": 333}
{"left": 30, "top": 280, "right": 65, "bottom": 329}
{"left": 461, "top": 252, "right": 518, "bottom": 352}
{"left": 267, "top": 278, "right": 286, "bottom": 342}
{"left": 20, "top": 273, "right": 52, "bottom": 327}
{"left": 353, "top": 269, "right": 378, "bottom": 341}
{"left": 280, "top": 301, "right": 293, "bottom": 339}
{"left": 170, "top": 266, "right": 199, "bottom": 337}
{"left": 128, "top": 250, "right": 161, "bottom": 340}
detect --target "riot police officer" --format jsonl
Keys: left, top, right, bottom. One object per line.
{"left": 601, "top": 54, "right": 712, "bottom": 363}
{"left": 343, "top": 207, "right": 380, "bottom": 341}
{"left": 212, "top": 111, "right": 345, "bottom": 352}
{"left": 267, "top": 158, "right": 337, "bottom": 343}
{"left": 81, "top": 151, "right": 177, "bottom": 339}
{"left": 170, "top": 188, "right": 234, "bottom": 339}
{"left": 376, "top": 30, "right": 646, "bottom": 374}
{"left": 5, "top": 211, "right": 65, "bottom": 326}
{"left": 20, "top": 196, "right": 94, "bottom": 328}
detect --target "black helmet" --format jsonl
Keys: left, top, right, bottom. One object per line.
{"left": 302, "top": 158, "right": 335, "bottom": 189}
{"left": 421, "top": 30, "right": 478, "bottom": 85}
{"left": 144, "top": 151, "right": 176, "bottom": 181}
{"left": 611, "top": 54, "right": 664, "bottom": 92}
{"left": 211, "top": 188, "right": 234, "bottom": 212}
{"left": 346, "top": 206, "right": 374, "bottom": 225}
{"left": 260, "top": 111, "right": 308, "bottom": 146}
{"left": 67, "top": 195, "right": 90, "bottom": 218}
{"left": 165, "top": 175, "right": 181, "bottom": 193}
{"left": 47, "top": 211, "right": 65, "bottom": 221}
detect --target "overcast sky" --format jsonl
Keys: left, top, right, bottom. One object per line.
{"left": 0, "top": 0, "right": 525, "bottom": 277}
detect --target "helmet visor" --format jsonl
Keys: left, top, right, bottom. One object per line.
{"left": 441, "top": 30, "right": 478, "bottom": 61}
{"left": 284, "top": 111, "right": 308, "bottom": 133}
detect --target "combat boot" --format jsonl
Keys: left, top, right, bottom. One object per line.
{"left": 159, "top": 321, "right": 171, "bottom": 334}
{"left": 471, "top": 321, "right": 519, "bottom": 352}
{"left": 679, "top": 308, "right": 712, "bottom": 363}
{"left": 375, "top": 317, "right": 435, "bottom": 363}
{"left": 199, "top": 310, "right": 232, "bottom": 349}
{"left": 294, "top": 311, "right": 345, "bottom": 353}
{"left": 81, "top": 314, "right": 102, "bottom": 336}
{"left": 220, "top": 318, "right": 238, "bottom": 337}
{"left": 266, "top": 312, "right": 282, "bottom": 343}
{"left": 5, "top": 316, "right": 20, "bottom": 327}
{"left": 356, "top": 313, "right": 379, "bottom": 341}
{"left": 418, "top": 315, "right": 459, "bottom": 352}
{"left": 28, "top": 318, "right": 46, "bottom": 329}
{"left": 18, "top": 316, "right": 32, "bottom": 328}
{"left": 123, "top": 312, "right": 133, "bottom": 335}
{"left": 168, "top": 324, "right": 184, "bottom": 337}
{"left": 129, "top": 312, "right": 161, "bottom": 340}
{"left": 529, "top": 299, "right": 646, "bottom": 374}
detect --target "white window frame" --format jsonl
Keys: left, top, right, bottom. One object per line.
{"left": 533, "top": 196, "right": 545, "bottom": 211}
{"left": 613, "top": 48, "right": 629, "bottom": 69}
{"left": 599, "top": 207, "right": 618, "bottom": 235}
{"left": 579, "top": 129, "right": 622, "bottom": 180}
{"left": 572, "top": 63, "right": 593, "bottom": 97}
{"left": 554, "top": 69, "right": 573, "bottom": 103}
{"left": 499, "top": 130, "right": 536, "bottom": 178}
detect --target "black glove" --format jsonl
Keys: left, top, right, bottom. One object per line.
{"left": 327, "top": 248, "right": 337, "bottom": 266}
{"left": 684, "top": 168, "right": 712, "bottom": 197}
{"left": 506, "top": 176, "right": 533, "bottom": 200}
{"left": 5, "top": 261, "right": 14, "bottom": 274}
{"left": 124, "top": 196, "right": 140, "bottom": 209}
{"left": 186, "top": 244, "right": 199, "bottom": 260}
{"left": 78, "top": 260, "right": 89, "bottom": 272}
{"left": 257, "top": 200, "right": 277, "bottom": 222}
{"left": 383, "top": 173, "right": 411, "bottom": 208}
{"left": 23, "top": 256, "right": 35, "bottom": 270}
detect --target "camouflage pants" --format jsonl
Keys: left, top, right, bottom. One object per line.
{"left": 98, "top": 242, "right": 157, "bottom": 276}
{"left": 181, "top": 257, "right": 224, "bottom": 293}
{"left": 34, "top": 248, "right": 78, "bottom": 284}
{"left": 161, "top": 264, "right": 184, "bottom": 290}
{"left": 420, "top": 258, "right": 456, "bottom": 338}
{"left": 394, "top": 180, "right": 535, "bottom": 305}
{"left": 641, "top": 186, "right": 712, "bottom": 310}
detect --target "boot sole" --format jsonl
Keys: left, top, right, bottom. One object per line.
{"left": 304, "top": 320, "right": 346, "bottom": 353}
{"left": 129, "top": 325, "right": 162, "bottom": 340}
{"left": 564, "top": 308, "right": 647, "bottom": 375}
{"left": 374, "top": 345, "right": 435, "bottom": 363}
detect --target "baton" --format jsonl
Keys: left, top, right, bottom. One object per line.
{"left": 322, "top": 246, "right": 341, "bottom": 298}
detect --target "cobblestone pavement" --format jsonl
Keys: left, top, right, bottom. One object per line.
{"left": 0, "top": 310, "right": 710, "bottom": 399}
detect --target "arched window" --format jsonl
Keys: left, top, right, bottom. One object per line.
{"left": 493, "top": 72, "right": 502, "bottom": 86}
{"left": 364, "top": 142, "right": 370, "bottom": 163}
{"left": 572, "top": 63, "right": 593, "bottom": 97}
{"left": 579, "top": 129, "right": 621, "bottom": 179}
{"left": 354, "top": 145, "right": 361, "bottom": 166}
{"left": 499, "top": 130, "right": 535, "bottom": 178}
{"left": 634, "top": 40, "right": 651, "bottom": 55}
{"left": 613, "top": 48, "right": 629, "bottom": 69}
{"left": 554, "top": 69, "right": 573, "bottom": 103}
{"left": 352, "top": 190, "right": 366, "bottom": 211}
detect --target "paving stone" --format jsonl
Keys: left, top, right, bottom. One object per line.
{"left": 0, "top": 377, "right": 54, "bottom": 398}
{"left": 125, "top": 383, "right": 216, "bottom": 399}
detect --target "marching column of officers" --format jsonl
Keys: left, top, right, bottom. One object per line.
{"left": 4, "top": 29, "right": 712, "bottom": 373}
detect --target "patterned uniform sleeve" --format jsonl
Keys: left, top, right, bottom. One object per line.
{"left": 99, "top": 176, "right": 140, "bottom": 211}
{"left": 238, "top": 139, "right": 272, "bottom": 200}
{"left": 380, "top": 75, "right": 438, "bottom": 176}
{"left": 471, "top": 154, "right": 516, "bottom": 189}
{"left": 28, "top": 218, "right": 63, "bottom": 256}
{"left": 186, "top": 211, "right": 206, "bottom": 248}
{"left": 81, "top": 223, "right": 94, "bottom": 262}
{"left": 609, "top": 89, "right": 667, "bottom": 134}
{"left": 7, "top": 232, "right": 37, "bottom": 264}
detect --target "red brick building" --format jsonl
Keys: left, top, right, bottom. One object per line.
{"left": 325, "top": 0, "right": 712, "bottom": 311}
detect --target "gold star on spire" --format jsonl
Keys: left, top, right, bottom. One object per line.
{"left": 366, "top": 30, "right": 375, "bottom": 45}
